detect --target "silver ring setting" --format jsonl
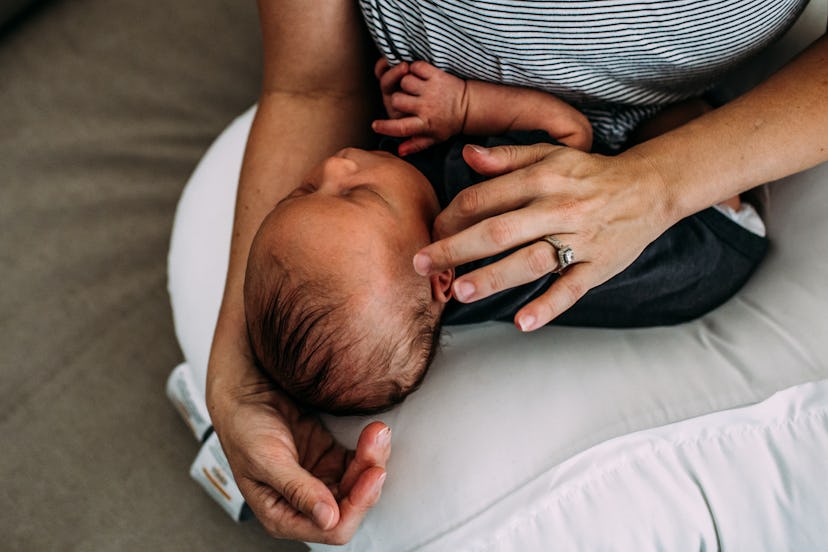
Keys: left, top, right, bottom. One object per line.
{"left": 541, "top": 235, "right": 575, "bottom": 272}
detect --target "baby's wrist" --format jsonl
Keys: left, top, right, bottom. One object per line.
{"left": 456, "top": 79, "right": 473, "bottom": 134}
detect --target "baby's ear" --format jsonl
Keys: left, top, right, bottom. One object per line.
{"left": 430, "top": 269, "right": 454, "bottom": 303}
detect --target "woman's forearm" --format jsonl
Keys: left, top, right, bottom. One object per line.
{"left": 206, "top": 0, "right": 376, "bottom": 425}
{"left": 207, "top": 93, "right": 375, "bottom": 422}
{"left": 627, "top": 34, "right": 828, "bottom": 224}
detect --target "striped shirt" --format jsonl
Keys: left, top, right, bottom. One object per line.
{"left": 359, "top": 0, "right": 808, "bottom": 149}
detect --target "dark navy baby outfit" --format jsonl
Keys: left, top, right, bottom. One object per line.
{"left": 383, "top": 131, "right": 768, "bottom": 328}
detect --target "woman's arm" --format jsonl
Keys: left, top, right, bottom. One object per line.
{"left": 412, "top": 34, "right": 828, "bottom": 330}
{"left": 207, "top": 0, "right": 388, "bottom": 544}
{"left": 630, "top": 34, "right": 828, "bottom": 221}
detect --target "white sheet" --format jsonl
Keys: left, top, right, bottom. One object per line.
{"left": 406, "top": 378, "right": 828, "bottom": 552}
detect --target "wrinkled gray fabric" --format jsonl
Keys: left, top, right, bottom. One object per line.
{"left": 0, "top": 1, "right": 305, "bottom": 550}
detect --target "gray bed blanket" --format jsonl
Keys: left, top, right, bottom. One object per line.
{"left": 0, "top": 1, "right": 305, "bottom": 549}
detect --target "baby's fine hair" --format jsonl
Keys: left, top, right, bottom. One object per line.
{"left": 244, "top": 254, "right": 443, "bottom": 416}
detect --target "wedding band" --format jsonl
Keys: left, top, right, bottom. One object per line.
{"left": 541, "top": 235, "right": 575, "bottom": 272}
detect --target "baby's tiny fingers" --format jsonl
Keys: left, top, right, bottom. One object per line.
{"left": 374, "top": 58, "right": 390, "bottom": 80}
{"left": 399, "top": 136, "right": 436, "bottom": 156}
{"left": 409, "top": 60, "right": 440, "bottom": 79}
{"left": 390, "top": 91, "right": 419, "bottom": 114}
{"left": 379, "top": 62, "right": 409, "bottom": 95}
{"left": 400, "top": 74, "right": 426, "bottom": 95}
{"left": 372, "top": 117, "right": 426, "bottom": 138}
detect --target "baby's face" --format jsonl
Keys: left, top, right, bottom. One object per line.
{"left": 261, "top": 148, "right": 441, "bottom": 286}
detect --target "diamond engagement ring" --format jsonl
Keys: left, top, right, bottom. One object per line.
{"left": 541, "top": 235, "right": 575, "bottom": 272}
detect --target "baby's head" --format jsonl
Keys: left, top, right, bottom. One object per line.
{"left": 244, "top": 148, "right": 453, "bottom": 415}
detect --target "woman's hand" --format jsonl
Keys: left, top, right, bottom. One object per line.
{"left": 213, "top": 379, "right": 390, "bottom": 545}
{"left": 413, "top": 143, "right": 674, "bottom": 330}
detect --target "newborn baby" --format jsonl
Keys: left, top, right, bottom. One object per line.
{"left": 243, "top": 61, "right": 763, "bottom": 415}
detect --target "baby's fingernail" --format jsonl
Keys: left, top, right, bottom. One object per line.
{"left": 375, "top": 426, "right": 392, "bottom": 447}
{"left": 469, "top": 144, "right": 489, "bottom": 155}
{"left": 413, "top": 253, "right": 432, "bottom": 275}
{"left": 454, "top": 281, "right": 475, "bottom": 302}
{"left": 312, "top": 502, "right": 336, "bottom": 530}
{"left": 517, "top": 315, "right": 536, "bottom": 332}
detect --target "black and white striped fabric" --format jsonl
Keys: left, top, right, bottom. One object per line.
{"left": 360, "top": 0, "right": 808, "bottom": 149}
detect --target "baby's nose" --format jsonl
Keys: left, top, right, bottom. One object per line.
{"left": 318, "top": 155, "right": 359, "bottom": 191}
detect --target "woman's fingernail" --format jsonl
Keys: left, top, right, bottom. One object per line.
{"left": 454, "top": 281, "right": 475, "bottom": 302}
{"left": 372, "top": 472, "right": 388, "bottom": 499}
{"left": 375, "top": 426, "right": 392, "bottom": 447}
{"left": 469, "top": 144, "right": 489, "bottom": 155}
{"left": 413, "top": 253, "right": 432, "bottom": 275}
{"left": 312, "top": 502, "right": 336, "bottom": 530}
{"left": 517, "top": 315, "right": 536, "bottom": 332}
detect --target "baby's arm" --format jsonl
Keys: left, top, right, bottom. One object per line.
{"left": 373, "top": 59, "right": 592, "bottom": 155}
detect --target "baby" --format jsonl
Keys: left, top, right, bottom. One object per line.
{"left": 243, "top": 60, "right": 594, "bottom": 415}
{"left": 243, "top": 60, "right": 756, "bottom": 415}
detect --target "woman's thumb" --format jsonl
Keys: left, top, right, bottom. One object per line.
{"left": 463, "top": 142, "right": 561, "bottom": 176}
{"left": 262, "top": 461, "right": 340, "bottom": 530}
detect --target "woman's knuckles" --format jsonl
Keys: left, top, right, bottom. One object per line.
{"left": 433, "top": 238, "right": 462, "bottom": 267}
{"left": 485, "top": 216, "right": 519, "bottom": 247}
{"left": 454, "top": 186, "right": 483, "bottom": 218}
{"left": 482, "top": 268, "right": 505, "bottom": 295}
{"left": 526, "top": 244, "right": 556, "bottom": 277}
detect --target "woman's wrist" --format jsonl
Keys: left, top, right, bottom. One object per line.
{"left": 617, "top": 145, "right": 682, "bottom": 229}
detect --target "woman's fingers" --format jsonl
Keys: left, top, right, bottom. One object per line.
{"left": 241, "top": 451, "right": 342, "bottom": 538}
{"left": 240, "top": 465, "right": 384, "bottom": 546}
{"left": 424, "top": 204, "right": 568, "bottom": 277}
{"left": 242, "top": 424, "right": 390, "bottom": 544}
{"left": 338, "top": 422, "right": 392, "bottom": 497}
{"left": 513, "top": 263, "right": 596, "bottom": 331}
{"left": 430, "top": 144, "right": 567, "bottom": 243}
{"left": 334, "top": 466, "right": 387, "bottom": 538}
{"left": 327, "top": 423, "right": 392, "bottom": 540}
{"left": 450, "top": 237, "right": 577, "bottom": 303}
{"left": 462, "top": 142, "right": 564, "bottom": 177}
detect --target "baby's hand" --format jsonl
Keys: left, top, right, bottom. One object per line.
{"left": 373, "top": 59, "right": 468, "bottom": 156}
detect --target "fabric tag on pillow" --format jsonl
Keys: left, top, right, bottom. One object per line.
{"left": 190, "top": 431, "right": 246, "bottom": 521}
{"left": 166, "top": 362, "right": 212, "bottom": 441}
